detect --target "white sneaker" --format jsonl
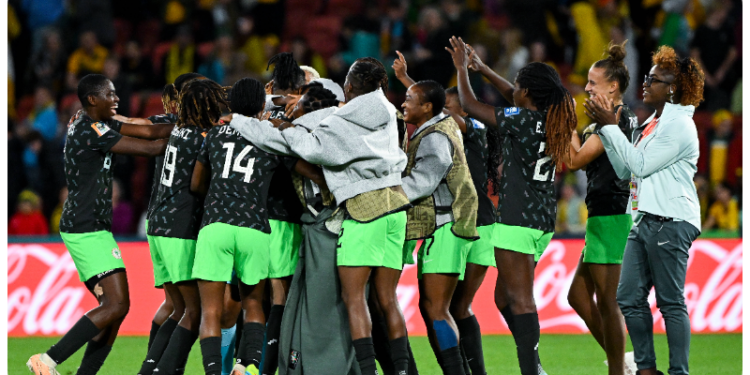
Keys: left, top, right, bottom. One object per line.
{"left": 603, "top": 351, "right": 638, "bottom": 375}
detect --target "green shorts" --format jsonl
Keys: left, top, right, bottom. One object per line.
{"left": 268, "top": 219, "right": 302, "bottom": 278}
{"left": 402, "top": 240, "right": 417, "bottom": 265}
{"left": 61, "top": 230, "right": 125, "bottom": 282}
{"left": 416, "top": 222, "right": 472, "bottom": 280}
{"left": 582, "top": 214, "right": 633, "bottom": 264}
{"left": 466, "top": 224, "right": 497, "bottom": 267}
{"left": 150, "top": 235, "right": 197, "bottom": 285}
{"left": 492, "top": 223, "right": 553, "bottom": 262}
{"left": 337, "top": 211, "right": 407, "bottom": 270}
{"left": 193, "top": 222, "right": 270, "bottom": 286}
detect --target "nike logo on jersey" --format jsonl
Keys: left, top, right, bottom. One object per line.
{"left": 658, "top": 241, "right": 670, "bottom": 246}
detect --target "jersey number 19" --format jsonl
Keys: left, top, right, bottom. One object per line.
{"left": 221, "top": 142, "right": 256, "bottom": 183}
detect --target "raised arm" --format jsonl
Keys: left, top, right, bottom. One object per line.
{"left": 446, "top": 37, "right": 497, "bottom": 127}
{"left": 466, "top": 44, "right": 515, "bottom": 104}
{"left": 392, "top": 51, "right": 417, "bottom": 88}
{"left": 229, "top": 114, "right": 296, "bottom": 156}
{"left": 190, "top": 160, "right": 210, "bottom": 196}
{"left": 119, "top": 123, "right": 174, "bottom": 139}
{"left": 110, "top": 137, "right": 168, "bottom": 157}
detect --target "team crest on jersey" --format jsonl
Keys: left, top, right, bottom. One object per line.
{"left": 504, "top": 107, "right": 520, "bottom": 116}
{"left": 470, "top": 118, "right": 485, "bottom": 129}
{"left": 91, "top": 122, "right": 111, "bottom": 137}
{"left": 112, "top": 248, "right": 122, "bottom": 259}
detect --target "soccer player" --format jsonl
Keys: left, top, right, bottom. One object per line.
{"left": 139, "top": 73, "right": 205, "bottom": 364}
{"left": 141, "top": 79, "right": 229, "bottom": 375}
{"left": 393, "top": 51, "right": 495, "bottom": 375}
{"left": 26, "top": 74, "right": 172, "bottom": 375}
{"left": 565, "top": 41, "right": 638, "bottom": 375}
{"left": 399, "top": 79, "right": 479, "bottom": 375}
{"left": 447, "top": 36, "right": 577, "bottom": 375}
{"left": 189, "top": 77, "right": 276, "bottom": 375}
{"left": 228, "top": 59, "right": 412, "bottom": 375}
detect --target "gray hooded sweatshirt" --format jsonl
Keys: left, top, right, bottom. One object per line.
{"left": 230, "top": 89, "right": 407, "bottom": 205}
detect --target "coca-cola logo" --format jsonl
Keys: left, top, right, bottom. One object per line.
{"left": 8, "top": 244, "right": 89, "bottom": 335}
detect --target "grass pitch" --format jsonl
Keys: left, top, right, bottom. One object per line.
{"left": 9, "top": 334, "right": 741, "bottom": 374}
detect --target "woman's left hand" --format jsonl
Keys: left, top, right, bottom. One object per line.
{"left": 583, "top": 95, "right": 621, "bottom": 128}
{"left": 445, "top": 36, "right": 469, "bottom": 70}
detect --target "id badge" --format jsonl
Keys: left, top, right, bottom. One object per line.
{"left": 630, "top": 175, "right": 639, "bottom": 211}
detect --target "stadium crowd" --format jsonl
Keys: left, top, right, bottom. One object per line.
{"left": 7, "top": 0, "right": 742, "bottom": 237}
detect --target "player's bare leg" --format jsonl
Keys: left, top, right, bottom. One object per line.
{"left": 450, "top": 262, "right": 489, "bottom": 375}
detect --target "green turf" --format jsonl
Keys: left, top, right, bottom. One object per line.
{"left": 9, "top": 334, "right": 741, "bottom": 374}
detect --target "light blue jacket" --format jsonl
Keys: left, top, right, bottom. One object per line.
{"left": 598, "top": 102, "right": 701, "bottom": 231}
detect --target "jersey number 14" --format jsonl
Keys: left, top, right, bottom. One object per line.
{"left": 221, "top": 142, "right": 256, "bottom": 183}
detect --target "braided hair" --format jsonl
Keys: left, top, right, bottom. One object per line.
{"left": 297, "top": 82, "right": 341, "bottom": 114}
{"left": 354, "top": 57, "right": 389, "bottom": 92}
{"left": 162, "top": 73, "right": 205, "bottom": 114}
{"left": 652, "top": 46, "right": 704, "bottom": 106}
{"left": 516, "top": 62, "right": 577, "bottom": 168}
{"left": 178, "top": 79, "right": 230, "bottom": 129}
{"left": 267, "top": 52, "right": 306, "bottom": 93}
{"left": 230, "top": 78, "right": 266, "bottom": 117}
{"left": 347, "top": 59, "right": 388, "bottom": 96}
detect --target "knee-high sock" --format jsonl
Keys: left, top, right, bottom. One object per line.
{"left": 237, "top": 322, "right": 265, "bottom": 371}
{"left": 389, "top": 336, "right": 410, "bottom": 375}
{"left": 433, "top": 320, "right": 463, "bottom": 375}
{"left": 75, "top": 340, "right": 112, "bottom": 375}
{"left": 502, "top": 306, "right": 544, "bottom": 371}
{"left": 456, "top": 316, "right": 486, "bottom": 375}
{"left": 46, "top": 316, "right": 102, "bottom": 365}
{"left": 221, "top": 325, "right": 237, "bottom": 375}
{"left": 201, "top": 337, "right": 223, "bottom": 375}
{"left": 261, "top": 305, "right": 284, "bottom": 375}
{"left": 353, "top": 337, "right": 378, "bottom": 375}
{"left": 148, "top": 320, "right": 160, "bottom": 352}
{"left": 137, "top": 318, "right": 178, "bottom": 375}
{"left": 371, "top": 308, "right": 395, "bottom": 374}
{"left": 510, "top": 313, "right": 541, "bottom": 375}
{"left": 154, "top": 326, "right": 199, "bottom": 375}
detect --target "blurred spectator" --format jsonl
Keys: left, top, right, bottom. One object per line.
{"left": 556, "top": 183, "right": 588, "bottom": 235}
{"left": 690, "top": 0, "right": 738, "bottom": 110}
{"left": 703, "top": 182, "right": 739, "bottom": 232}
{"left": 66, "top": 31, "right": 109, "bottom": 89}
{"left": 493, "top": 28, "right": 528, "bottom": 82}
{"left": 441, "top": 0, "right": 476, "bottom": 40}
{"left": 26, "top": 86, "right": 58, "bottom": 141}
{"left": 237, "top": 17, "right": 279, "bottom": 80}
{"left": 659, "top": 0, "right": 692, "bottom": 56}
{"left": 707, "top": 110, "right": 735, "bottom": 186}
{"left": 8, "top": 121, "right": 28, "bottom": 219}
{"left": 730, "top": 78, "right": 742, "bottom": 114}
{"left": 610, "top": 23, "right": 640, "bottom": 107}
{"left": 290, "top": 37, "right": 328, "bottom": 81}
{"left": 5, "top": 2, "right": 21, "bottom": 118}
{"left": 412, "top": 7, "right": 453, "bottom": 86}
{"left": 199, "top": 35, "right": 246, "bottom": 85}
{"left": 27, "top": 29, "right": 66, "bottom": 93}
{"left": 163, "top": 26, "right": 201, "bottom": 85}
{"left": 73, "top": 0, "right": 115, "bottom": 48}
{"left": 569, "top": 1, "right": 607, "bottom": 77}
{"left": 103, "top": 57, "right": 132, "bottom": 117}
{"left": 111, "top": 179, "right": 135, "bottom": 234}
{"left": 120, "top": 41, "right": 156, "bottom": 91}
{"left": 694, "top": 174, "right": 710, "bottom": 223}
{"left": 49, "top": 186, "right": 68, "bottom": 234}
{"left": 339, "top": 8, "right": 382, "bottom": 66}
{"left": 22, "top": 131, "right": 45, "bottom": 194}
{"left": 9, "top": 189, "right": 49, "bottom": 236}
{"left": 19, "top": 0, "right": 64, "bottom": 49}
{"left": 380, "top": 0, "right": 413, "bottom": 59}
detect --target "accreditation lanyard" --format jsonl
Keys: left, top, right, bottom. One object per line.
{"left": 630, "top": 117, "right": 659, "bottom": 213}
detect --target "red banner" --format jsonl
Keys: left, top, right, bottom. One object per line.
{"left": 8, "top": 239, "right": 742, "bottom": 336}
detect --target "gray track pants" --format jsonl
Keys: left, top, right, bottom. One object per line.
{"left": 617, "top": 214, "right": 700, "bottom": 375}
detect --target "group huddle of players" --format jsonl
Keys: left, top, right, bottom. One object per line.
{"left": 28, "top": 34, "right": 656, "bottom": 375}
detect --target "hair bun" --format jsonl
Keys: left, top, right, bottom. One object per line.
{"left": 607, "top": 40, "right": 627, "bottom": 64}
